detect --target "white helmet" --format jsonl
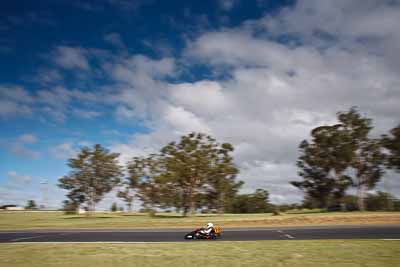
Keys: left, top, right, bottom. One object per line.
{"left": 207, "top": 222, "right": 214, "bottom": 228}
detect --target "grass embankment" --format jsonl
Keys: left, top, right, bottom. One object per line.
{"left": 0, "top": 211, "right": 399, "bottom": 230}
{"left": 1, "top": 240, "right": 399, "bottom": 267}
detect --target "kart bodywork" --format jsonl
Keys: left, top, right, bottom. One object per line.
{"left": 184, "top": 226, "right": 222, "bottom": 240}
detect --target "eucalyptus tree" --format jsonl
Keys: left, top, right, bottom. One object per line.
{"left": 117, "top": 185, "right": 135, "bottom": 212}
{"left": 292, "top": 107, "right": 385, "bottom": 210}
{"left": 337, "top": 108, "right": 385, "bottom": 211}
{"left": 292, "top": 125, "right": 353, "bottom": 208}
{"left": 127, "top": 133, "right": 242, "bottom": 216}
{"left": 382, "top": 125, "right": 400, "bottom": 173}
{"left": 58, "top": 144, "right": 123, "bottom": 213}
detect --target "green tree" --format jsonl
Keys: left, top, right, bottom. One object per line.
{"left": 292, "top": 125, "right": 353, "bottom": 208}
{"left": 365, "top": 191, "right": 395, "bottom": 211}
{"left": 337, "top": 108, "right": 385, "bottom": 211}
{"left": 292, "top": 107, "right": 385, "bottom": 210}
{"left": 58, "top": 144, "right": 123, "bottom": 213}
{"left": 382, "top": 126, "right": 400, "bottom": 173}
{"left": 127, "top": 156, "right": 167, "bottom": 214}
{"left": 25, "top": 200, "right": 37, "bottom": 210}
{"left": 62, "top": 200, "right": 79, "bottom": 214}
{"left": 117, "top": 184, "right": 135, "bottom": 212}
{"left": 127, "top": 133, "right": 242, "bottom": 216}
{"left": 110, "top": 202, "right": 118, "bottom": 212}
{"left": 230, "top": 189, "right": 272, "bottom": 213}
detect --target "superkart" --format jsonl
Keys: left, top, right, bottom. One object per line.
{"left": 184, "top": 226, "right": 222, "bottom": 240}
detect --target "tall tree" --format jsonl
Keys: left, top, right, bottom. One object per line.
{"left": 292, "top": 126, "right": 353, "bottom": 208}
{"left": 337, "top": 108, "right": 385, "bottom": 211}
{"left": 203, "top": 143, "right": 243, "bottom": 214}
{"left": 127, "top": 155, "right": 168, "bottom": 213}
{"left": 292, "top": 107, "right": 384, "bottom": 210}
{"left": 127, "top": 133, "right": 242, "bottom": 216}
{"left": 58, "top": 144, "right": 123, "bottom": 212}
{"left": 25, "top": 200, "right": 37, "bottom": 210}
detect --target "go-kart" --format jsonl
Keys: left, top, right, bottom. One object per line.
{"left": 184, "top": 226, "right": 221, "bottom": 240}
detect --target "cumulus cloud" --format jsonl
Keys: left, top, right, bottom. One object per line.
{"left": 3, "top": 0, "right": 400, "bottom": 205}
{"left": 163, "top": 105, "right": 212, "bottom": 135}
{"left": 0, "top": 86, "right": 34, "bottom": 118}
{"left": 108, "top": 0, "right": 400, "bottom": 203}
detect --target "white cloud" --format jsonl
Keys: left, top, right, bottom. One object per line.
{"left": 0, "top": 100, "right": 32, "bottom": 117}
{"left": 114, "top": 105, "right": 138, "bottom": 120}
{"left": 163, "top": 105, "right": 212, "bottom": 135}
{"left": 0, "top": 86, "right": 33, "bottom": 118}
{"left": 18, "top": 134, "right": 37, "bottom": 144}
{"left": 11, "top": 143, "right": 41, "bottom": 159}
{"left": 169, "top": 81, "right": 231, "bottom": 117}
{"left": 219, "top": 0, "right": 238, "bottom": 11}
{"left": 0, "top": 86, "right": 34, "bottom": 103}
{"left": 35, "top": 69, "right": 63, "bottom": 84}
{"left": 3, "top": 0, "right": 400, "bottom": 205}
{"left": 104, "top": 32, "right": 125, "bottom": 48}
{"left": 53, "top": 46, "right": 90, "bottom": 70}
{"left": 7, "top": 171, "right": 33, "bottom": 184}
{"left": 109, "top": 0, "right": 400, "bottom": 203}
{"left": 49, "top": 142, "right": 76, "bottom": 160}
{"left": 73, "top": 108, "right": 102, "bottom": 119}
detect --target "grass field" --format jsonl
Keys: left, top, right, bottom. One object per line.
{"left": 0, "top": 211, "right": 399, "bottom": 230}
{"left": 1, "top": 240, "right": 399, "bottom": 267}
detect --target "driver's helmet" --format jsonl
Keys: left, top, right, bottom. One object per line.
{"left": 207, "top": 222, "right": 214, "bottom": 229}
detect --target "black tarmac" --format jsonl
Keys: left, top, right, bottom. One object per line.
{"left": 1, "top": 225, "right": 399, "bottom": 243}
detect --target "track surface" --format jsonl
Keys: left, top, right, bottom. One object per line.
{"left": 1, "top": 225, "right": 399, "bottom": 243}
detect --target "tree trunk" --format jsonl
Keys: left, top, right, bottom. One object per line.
{"left": 88, "top": 189, "right": 96, "bottom": 216}
{"left": 128, "top": 202, "right": 132, "bottom": 212}
{"left": 218, "top": 191, "right": 225, "bottom": 215}
{"left": 357, "top": 184, "right": 365, "bottom": 211}
{"left": 189, "top": 177, "right": 197, "bottom": 215}
{"left": 189, "top": 192, "right": 196, "bottom": 215}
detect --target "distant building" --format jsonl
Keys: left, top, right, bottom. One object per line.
{"left": 0, "top": 205, "right": 25, "bottom": 211}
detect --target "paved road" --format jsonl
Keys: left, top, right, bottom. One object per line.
{"left": 1, "top": 225, "right": 399, "bottom": 243}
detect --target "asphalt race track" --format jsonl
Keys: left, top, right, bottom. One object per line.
{"left": 1, "top": 225, "right": 399, "bottom": 243}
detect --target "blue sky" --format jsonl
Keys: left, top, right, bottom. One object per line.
{"left": 1, "top": 0, "right": 400, "bottom": 209}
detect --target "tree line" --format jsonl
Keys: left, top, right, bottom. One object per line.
{"left": 58, "top": 107, "right": 400, "bottom": 214}
{"left": 58, "top": 133, "right": 272, "bottom": 215}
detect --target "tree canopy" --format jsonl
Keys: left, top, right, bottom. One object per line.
{"left": 126, "top": 133, "right": 243, "bottom": 215}
{"left": 382, "top": 125, "right": 400, "bottom": 173}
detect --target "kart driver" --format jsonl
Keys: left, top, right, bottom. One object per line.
{"left": 200, "top": 222, "right": 214, "bottom": 235}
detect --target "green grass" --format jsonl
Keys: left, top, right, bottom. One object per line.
{"left": 0, "top": 240, "right": 399, "bottom": 267}
{"left": 0, "top": 211, "right": 399, "bottom": 230}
